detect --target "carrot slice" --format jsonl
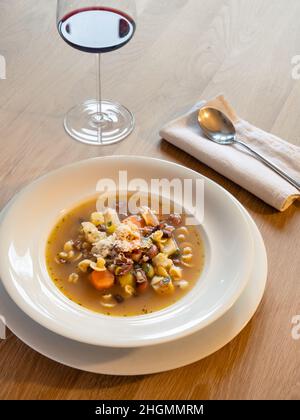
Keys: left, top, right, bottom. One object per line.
{"left": 123, "top": 215, "right": 145, "bottom": 229}
{"left": 90, "top": 270, "right": 115, "bottom": 291}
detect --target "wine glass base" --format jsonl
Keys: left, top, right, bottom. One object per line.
{"left": 63, "top": 100, "right": 135, "bottom": 146}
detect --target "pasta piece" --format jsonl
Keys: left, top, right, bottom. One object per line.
{"left": 177, "top": 227, "right": 189, "bottom": 236}
{"left": 68, "top": 273, "right": 79, "bottom": 283}
{"left": 58, "top": 247, "right": 81, "bottom": 264}
{"left": 100, "top": 302, "right": 116, "bottom": 309}
{"left": 72, "top": 252, "right": 83, "bottom": 262}
{"left": 181, "top": 262, "right": 194, "bottom": 268}
{"left": 174, "top": 280, "right": 189, "bottom": 290}
{"left": 102, "top": 294, "right": 113, "bottom": 301}
{"left": 156, "top": 266, "right": 169, "bottom": 277}
{"left": 59, "top": 252, "right": 68, "bottom": 259}
{"left": 90, "top": 257, "right": 107, "bottom": 272}
{"left": 151, "top": 230, "right": 164, "bottom": 242}
{"left": 78, "top": 259, "right": 93, "bottom": 273}
{"left": 182, "top": 254, "right": 193, "bottom": 262}
{"left": 124, "top": 285, "right": 136, "bottom": 297}
{"left": 151, "top": 231, "right": 169, "bottom": 257}
{"left": 182, "top": 246, "right": 193, "bottom": 255}
{"left": 67, "top": 250, "right": 75, "bottom": 259}
{"left": 179, "top": 241, "right": 193, "bottom": 250}
{"left": 152, "top": 253, "right": 173, "bottom": 269}
{"left": 63, "top": 240, "right": 74, "bottom": 252}
{"left": 181, "top": 253, "right": 194, "bottom": 268}
{"left": 160, "top": 238, "right": 179, "bottom": 257}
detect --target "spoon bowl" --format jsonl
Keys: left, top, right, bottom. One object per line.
{"left": 198, "top": 107, "right": 236, "bottom": 145}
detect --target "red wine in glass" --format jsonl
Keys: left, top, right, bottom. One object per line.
{"left": 58, "top": 7, "right": 136, "bottom": 53}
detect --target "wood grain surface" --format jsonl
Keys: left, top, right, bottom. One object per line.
{"left": 0, "top": 0, "right": 299, "bottom": 400}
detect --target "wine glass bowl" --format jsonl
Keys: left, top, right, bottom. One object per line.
{"left": 57, "top": 0, "right": 136, "bottom": 145}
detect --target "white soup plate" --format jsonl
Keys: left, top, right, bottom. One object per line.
{"left": 0, "top": 157, "right": 253, "bottom": 347}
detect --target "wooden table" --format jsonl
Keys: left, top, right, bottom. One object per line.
{"left": 0, "top": 0, "right": 299, "bottom": 400}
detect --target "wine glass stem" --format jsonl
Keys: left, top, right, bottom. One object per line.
{"left": 97, "top": 54, "right": 102, "bottom": 116}
{"left": 96, "top": 53, "right": 102, "bottom": 117}
{"left": 96, "top": 53, "right": 103, "bottom": 144}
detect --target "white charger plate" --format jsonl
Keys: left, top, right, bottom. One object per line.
{"left": 0, "top": 157, "right": 254, "bottom": 348}
{"left": 0, "top": 198, "right": 267, "bottom": 375}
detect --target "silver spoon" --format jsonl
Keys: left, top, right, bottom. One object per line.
{"left": 198, "top": 107, "right": 300, "bottom": 191}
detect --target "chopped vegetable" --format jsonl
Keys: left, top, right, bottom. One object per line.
{"left": 90, "top": 269, "right": 115, "bottom": 291}
{"left": 142, "top": 263, "right": 155, "bottom": 279}
{"left": 169, "top": 265, "right": 183, "bottom": 280}
{"left": 106, "top": 221, "right": 117, "bottom": 235}
{"left": 118, "top": 272, "right": 135, "bottom": 288}
{"left": 151, "top": 276, "right": 175, "bottom": 295}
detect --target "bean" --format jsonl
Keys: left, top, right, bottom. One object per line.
{"left": 147, "top": 245, "right": 159, "bottom": 259}
{"left": 168, "top": 214, "right": 182, "bottom": 226}
{"left": 114, "top": 295, "right": 124, "bottom": 304}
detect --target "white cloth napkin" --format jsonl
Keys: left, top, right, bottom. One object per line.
{"left": 160, "top": 95, "right": 300, "bottom": 211}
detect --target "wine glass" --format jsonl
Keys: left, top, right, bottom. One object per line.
{"left": 57, "top": 0, "right": 136, "bottom": 145}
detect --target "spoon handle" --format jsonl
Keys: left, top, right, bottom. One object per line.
{"left": 234, "top": 139, "right": 300, "bottom": 191}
